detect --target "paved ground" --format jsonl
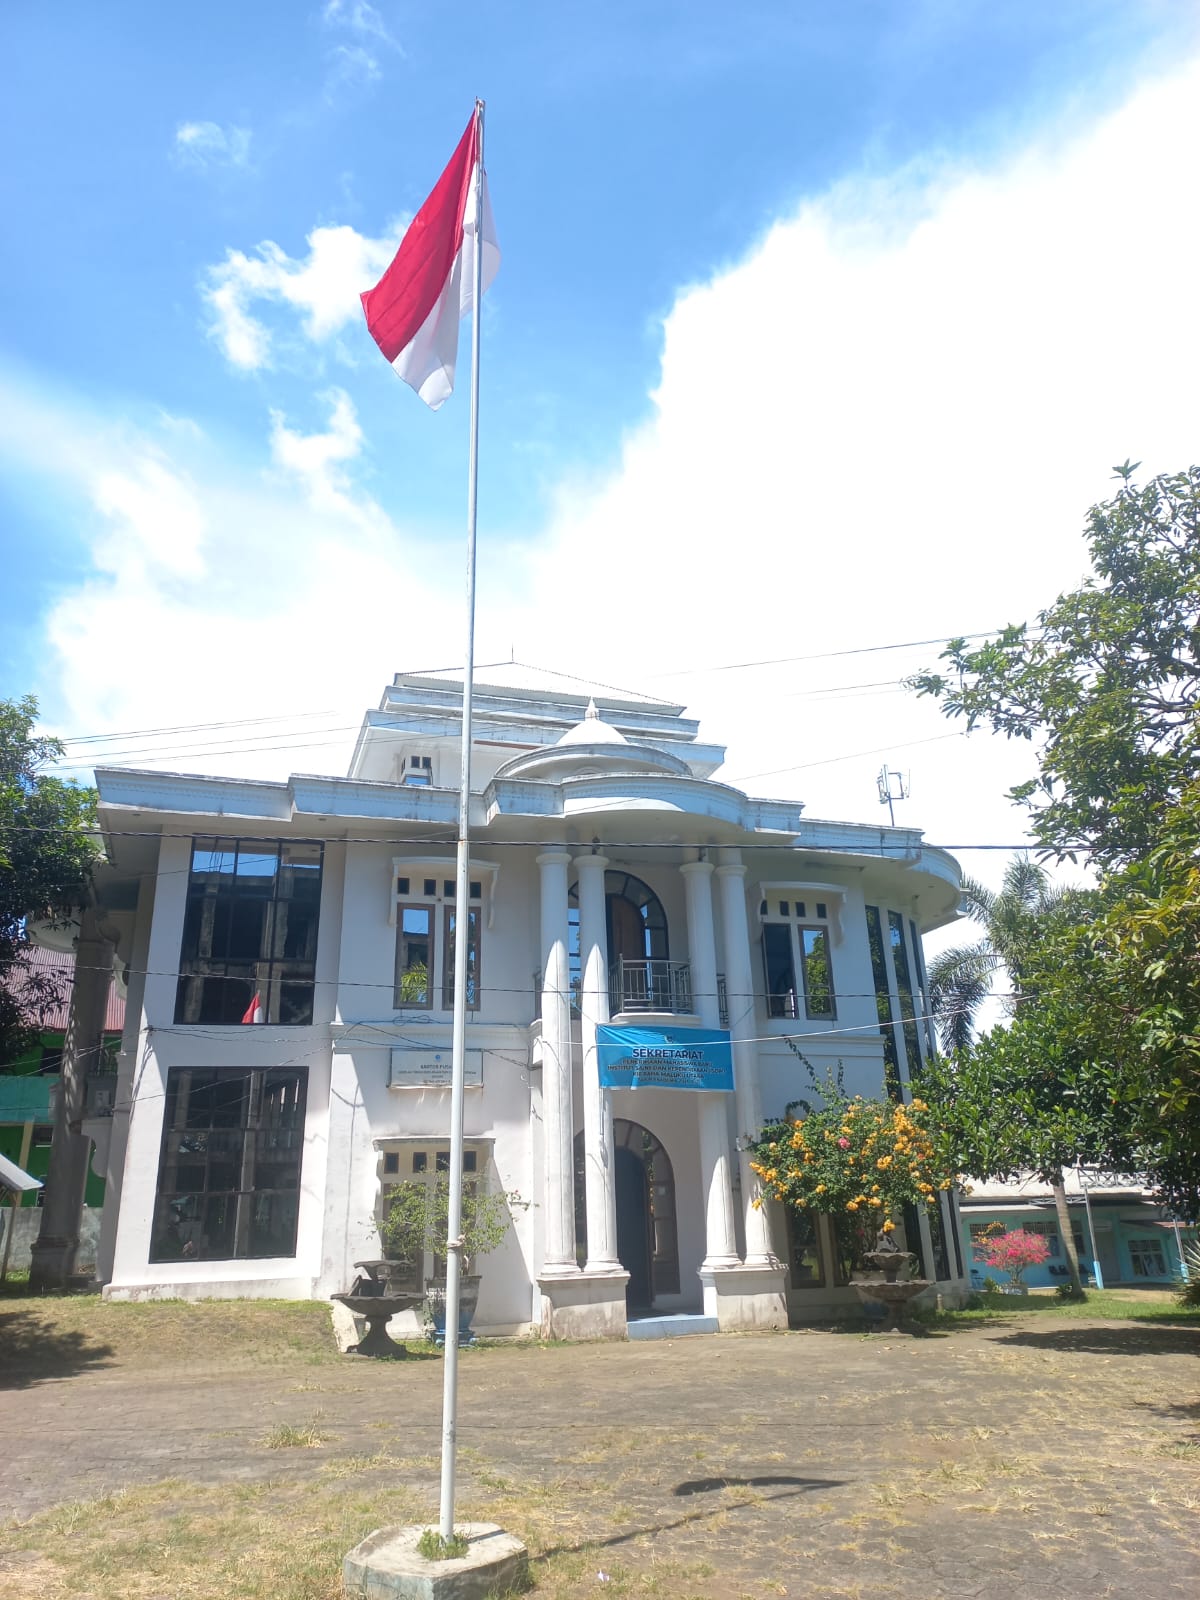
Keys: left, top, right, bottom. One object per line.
{"left": 2, "top": 1299, "right": 1198, "bottom": 1599}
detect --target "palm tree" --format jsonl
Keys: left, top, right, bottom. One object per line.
{"left": 927, "top": 856, "right": 1088, "bottom": 1049}
{"left": 928, "top": 856, "right": 1091, "bottom": 1294}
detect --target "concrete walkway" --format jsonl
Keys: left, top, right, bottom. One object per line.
{"left": 2, "top": 1303, "right": 1198, "bottom": 1598}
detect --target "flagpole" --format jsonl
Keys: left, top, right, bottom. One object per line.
{"left": 438, "top": 97, "right": 485, "bottom": 1543}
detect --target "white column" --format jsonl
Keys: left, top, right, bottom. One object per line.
{"left": 680, "top": 857, "right": 739, "bottom": 1270}
{"left": 538, "top": 849, "right": 577, "bottom": 1273}
{"left": 576, "top": 852, "right": 619, "bottom": 1268}
{"left": 717, "top": 849, "right": 777, "bottom": 1267}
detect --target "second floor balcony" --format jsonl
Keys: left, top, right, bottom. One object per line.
{"left": 535, "top": 963, "right": 729, "bottom": 1025}
{"left": 609, "top": 957, "right": 693, "bottom": 1017}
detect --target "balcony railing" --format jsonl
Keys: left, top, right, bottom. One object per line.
{"left": 610, "top": 958, "right": 693, "bottom": 1016}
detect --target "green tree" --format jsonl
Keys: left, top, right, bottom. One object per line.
{"left": 0, "top": 697, "right": 99, "bottom": 1064}
{"left": 925, "top": 857, "right": 1100, "bottom": 1291}
{"left": 912, "top": 462, "right": 1200, "bottom": 871}
{"left": 912, "top": 463, "right": 1200, "bottom": 1221}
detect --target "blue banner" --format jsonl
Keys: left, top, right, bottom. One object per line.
{"left": 596, "top": 1024, "right": 734, "bottom": 1092}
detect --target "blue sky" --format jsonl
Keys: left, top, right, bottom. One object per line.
{"left": 2, "top": 1, "right": 1199, "bottom": 895}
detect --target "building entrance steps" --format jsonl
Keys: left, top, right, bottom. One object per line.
{"left": 627, "top": 1311, "right": 718, "bottom": 1340}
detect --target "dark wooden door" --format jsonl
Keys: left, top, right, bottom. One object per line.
{"left": 607, "top": 894, "right": 646, "bottom": 963}
{"left": 615, "top": 1145, "right": 652, "bottom": 1309}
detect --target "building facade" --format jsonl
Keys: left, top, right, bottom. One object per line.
{"left": 960, "top": 1172, "right": 1196, "bottom": 1290}
{"left": 94, "top": 667, "right": 967, "bottom": 1336}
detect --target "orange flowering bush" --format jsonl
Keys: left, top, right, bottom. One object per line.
{"left": 751, "top": 1083, "right": 954, "bottom": 1234}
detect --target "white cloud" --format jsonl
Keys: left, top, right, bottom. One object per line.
{"left": 202, "top": 223, "right": 402, "bottom": 369}
{"left": 10, "top": 48, "right": 1200, "bottom": 907}
{"left": 322, "top": 1, "right": 398, "bottom": 48}
{"left": 268, "top": 388, "right": 380, "bottom": 527}
{"left": 509, "top": 51, "right": 1200, "bottom": 882}
{"left": 173, "top": 121, "right": 252, "bottom": 170}
{"left": 0, "top": 374, "right": 473, "bottom": 767}
{"left": 326, "top": 43, "right": 382, "bottom": 96}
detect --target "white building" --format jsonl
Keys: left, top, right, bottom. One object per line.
{"left": 93, "top": 666, "right": 967, "bottom": 1337}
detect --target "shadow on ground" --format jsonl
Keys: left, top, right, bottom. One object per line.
{"left": 531, "top": 1476, "right": 844, "bottom": 1567}
{"left": 995, "top": 1323, "right": 1199, "bottom": 1358}
{"left": 0, "top": 1309, "right": 115, "bottom": 1389}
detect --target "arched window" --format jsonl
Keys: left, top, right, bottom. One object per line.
{"left": 603, "top": 872, "right": 669, "bottom": 965}
{"left": 568, "top": 872, "right": 670, "bottom": 1002}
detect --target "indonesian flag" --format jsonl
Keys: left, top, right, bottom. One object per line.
{"left": 361, "top": 109, "right": 499, "bottom": 409}
{"left": 241, "top": 993, "right": 264, "bottom": 1025}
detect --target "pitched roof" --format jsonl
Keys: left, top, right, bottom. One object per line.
{"left": 395, "top": 659, "right": 682, "bottom": 712}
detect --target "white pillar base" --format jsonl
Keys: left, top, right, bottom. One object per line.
{"left": 537, "top": 1266, "right": 630, "bottom": 1341}
{"left": 698, "top": 1264, "right": 788, "bottom": 1332}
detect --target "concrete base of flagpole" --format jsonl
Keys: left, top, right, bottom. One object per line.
{"left": 343, "top": 1522, "right": 529, "bottom": 1599}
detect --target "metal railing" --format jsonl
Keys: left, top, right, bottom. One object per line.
{"left": 609, "top": 958, "right": 693, "bottom": 1016}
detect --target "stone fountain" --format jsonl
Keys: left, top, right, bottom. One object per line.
{"left": 333, "top": 1260, "right": 425, "bottom": 1358}
{"left": 850, "top": 1233, "right": 930, "bottom": 1335}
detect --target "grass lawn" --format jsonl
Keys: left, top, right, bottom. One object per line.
{"left": 2, "top": 1288, "right": 1198, "bottom": 1600}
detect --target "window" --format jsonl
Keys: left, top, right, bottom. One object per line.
{"left": 176, "top": 838, "right": 323, "bottom": 1026}
{"left": 395, "top": 906, "right": 434, "bottom": 1007}
{"left": 969, "top": 1221, "right": 996, "bottom": 1262}
{"left": 784, "top": 1207, "right": 825, "bottom": 1288}
{"left": 402, "top": 754, "right": 433, "bottom": 786}
{"left": 442, "top": 906, "right": 481, "bottom": 1010}
{"left": 567, "top": 871, "right": 670, "bottom": 1014}
{"left": 393, "top": 876, "right": 482, "bottom": 1012}
{"left": 1024, "top": 1219, "right": 1061, "bottom": 1257}
{"left": 1128, "top": 1236, "right": 1168, "bottom": 1277}
{"left": 760, "top": 901, "right": 836, "bottom": 1020}
{"left": 150, "top": 1066, "right": 307, "bottom": 1262}
{"left": 865, "top": 906, "right": 902, "bottom": 1100}
{"left": 888, "top": 912, "right": 923, "bottom": 1074}
{"left": 379, "top": 1145, "right": 482, "bottom": 1289}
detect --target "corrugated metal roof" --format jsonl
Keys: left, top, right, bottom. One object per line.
{"left": 0, "top": 1151, "right": 43, "bottom": 1192}
{"left": 5, "top": 945, "right": 126, "bottom": 1035}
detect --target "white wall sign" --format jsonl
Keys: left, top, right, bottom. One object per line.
{"left": 389, "top": 1047, "right": 484, "bottom": 1088}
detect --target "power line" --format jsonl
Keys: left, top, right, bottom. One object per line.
{"left": 648, "top": 628, "right": 1006, "bottom": 679}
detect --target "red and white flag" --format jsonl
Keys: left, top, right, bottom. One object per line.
{"left": 241, "top": 993, "right": 264, "bottom": 1026}
{"left": 361, "top": 109, "right": 499, "bottom": 409}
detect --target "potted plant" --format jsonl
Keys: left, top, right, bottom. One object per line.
{"left": 380, "top": 1176, "right": 521, "bottom": 1343}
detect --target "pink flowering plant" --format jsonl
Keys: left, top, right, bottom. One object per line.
{"left": 977, "top": 1227, "right": 1051, "bottom": 1289}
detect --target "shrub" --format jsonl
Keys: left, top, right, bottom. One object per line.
{"left": 751, "top": 1066, "right": 955, "bottom": 1234}
{"left": 976, "top": 1227, "right": 1051, "bottom": 1289}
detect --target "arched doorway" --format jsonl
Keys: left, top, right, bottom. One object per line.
{"left": 574, "top": 1119, "right": 680, "bottom": 1312}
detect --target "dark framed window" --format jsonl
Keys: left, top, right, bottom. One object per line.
{"left": 392, "top": 873, "right": 483, "bottom": 1013}
{"left": 866, "top": 905, "right": 902, "bottom": 1099}
{"left": 395, "top": 905, "right": 434, "bottom": 1008}
{"left": 799, "top": 927, "right": 834, "bottom": 1019}
{"left": 763, "top": 923, "right": 797, "bottom": 1018}
{"left": 785, "top": 1207, "right": 825, "bottom": 1288}
{"left": 442, "top": 906, "right": 481, "bottom": 1010}
{"left": 568, "top": 871, "right": 670, "bottom": 1013}
{"left": 888, "top": 912, "right": 924, "bottom": 1076}
{"left": 150, "top": 1066, "right": 307, "bottom": 1262}
{"left": 175, "top": 838, "right": 323, "bottom": 1026}
{"left": 761, "top": 905, "right": 836, "bottom": 1020}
